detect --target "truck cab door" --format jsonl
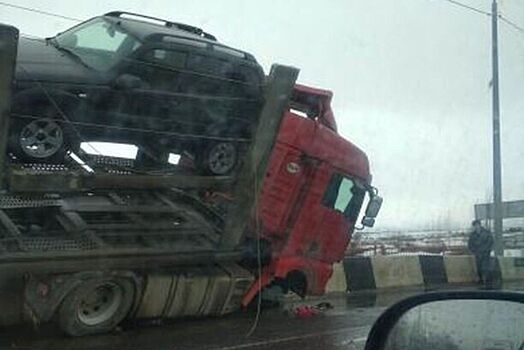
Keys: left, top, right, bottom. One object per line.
{"left": 258, "top": 145, "right": 315, "bottom": 240}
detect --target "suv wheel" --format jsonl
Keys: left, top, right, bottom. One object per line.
{"left": 9, "top": 117, "right": 78, "bottom": 164}
{"left": 198, "top": 142, "right": 238, "bottom": 175}
{"left": 18, "top": 118, "right": 65, "bottom": 158}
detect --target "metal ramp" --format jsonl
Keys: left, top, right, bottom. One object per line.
{"left": 0, "top": 41, "right": 300, "bottom": 269}
{"left": 0, "top": 190, "right": 221, "bottom": 255}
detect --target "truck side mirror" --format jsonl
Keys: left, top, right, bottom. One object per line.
{"left": 362, "top": 217, "right": 376, "bottom": 228}
{"left": 362, "top": 195, "right": 383, "bottom": 228}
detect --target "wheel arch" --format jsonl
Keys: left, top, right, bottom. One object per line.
{"left": 281, "top": 269, "right": 308, "bottom": 297}
{"left": 24, "top": 271, "right": 143, "bottom": 323}
{"left": 241, "top": 259, "right": 320, "bottom": 307}
{"left": 272, "top": 257, "right": 333, "bottom": 296}
{"left": 8, "top": 88, "right": 86, "bottom": 162}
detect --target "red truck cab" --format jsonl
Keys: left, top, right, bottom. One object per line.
{"left": 242, "top": 84, "right": 380, "bottom": 305}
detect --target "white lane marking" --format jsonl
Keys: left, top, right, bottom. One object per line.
{"left": 338, "top": 336, "right": 368, "bottom": 346}
{"left": 214, "top": 326, "right": 370, "bottom": 350}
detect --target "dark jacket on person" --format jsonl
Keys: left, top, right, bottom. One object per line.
{"left": 468, "top": 228, "right": 493, "bottom": 256}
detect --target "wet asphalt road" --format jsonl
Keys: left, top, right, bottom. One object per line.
{"left": 1, "top": 283, "right": 523, "bottom": 350}
{"left": 1, "top": 301, "right": 379, "bottom": 350}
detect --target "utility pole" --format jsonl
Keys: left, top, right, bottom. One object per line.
{"left": 491, "top": 0, "right": 504, "bottom": 256}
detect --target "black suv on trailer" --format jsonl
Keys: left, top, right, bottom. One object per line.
{"left": 10, "top": 12, "right": 265, "bottom": 174}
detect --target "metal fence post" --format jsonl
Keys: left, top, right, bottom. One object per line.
{"left": 219, "top": 64, "right": 299, "bottom": 249}
{"left": 0, "top": 25, "right": 19, "bottom": 190}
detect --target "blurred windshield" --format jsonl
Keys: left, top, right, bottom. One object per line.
{"left": 0, "top": 1, "right": 522, "bottom": 349}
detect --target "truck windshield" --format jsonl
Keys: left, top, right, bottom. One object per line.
{"left": 53, "top": 17, "right": 141, "bottom": 72}
{"left": 322, "top": 174, "right": 366, "bottom": 222}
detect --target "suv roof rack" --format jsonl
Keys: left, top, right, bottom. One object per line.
{"left": 105, "top": 11, "right": 217, "bottom": 41}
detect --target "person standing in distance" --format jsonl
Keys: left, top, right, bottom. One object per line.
{"left": 468, "top": 219, "right": 494, "bottom": 285}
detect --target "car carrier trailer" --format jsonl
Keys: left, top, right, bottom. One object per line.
{"left": 0, "top": 22, "right": 381, "bottom": 336}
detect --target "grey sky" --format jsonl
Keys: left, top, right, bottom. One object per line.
{"left": 1, "top": 0, "right": 523, "bottom": 230}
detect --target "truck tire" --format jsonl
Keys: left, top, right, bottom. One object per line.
{"left": 58, "top": 276, "right": 135, "bottom": 336}
{"left": 197, "top": 141, "right": 238, "bottom": 175}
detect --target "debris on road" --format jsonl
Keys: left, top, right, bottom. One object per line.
{"left": 288, "top": 302, "right": 334, "bottom": 319}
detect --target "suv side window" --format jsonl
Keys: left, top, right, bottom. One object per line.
{"left": 231, "top": 65, "right": 263, "bottom": 98}
{"left": 185, "top": 54, "right": 234, "bottom": 95}
{"left": 185, "top": 55, "right": 261, "bottom": 98}
{"left": 322, "top": 174, "right": 366, "bottom": 221}
{"left": 187, "top": 54, "right": 232, "bottom": 76}
{"left": 132, "top": 48, "right": 188, "bottom": 91}
{"left": 143, "top": 49, "right": 188, "bottom": 69}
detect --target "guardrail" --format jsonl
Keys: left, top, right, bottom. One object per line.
{"left": 349, "top": 230, "right": 524, "bottom": 256}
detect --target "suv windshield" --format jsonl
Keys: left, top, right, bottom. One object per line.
{"left": 53, "top": 17, "right": 141, "bottom": 71}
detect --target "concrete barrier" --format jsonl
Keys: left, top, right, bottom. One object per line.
{"left": 371, "top": 256, "right": 424, "bottom": 289}
{"left": 498, "top": 257, "right": 524, "bottom": 281}
{"left": 419, "top": 255, "right": 447, "bottom": 285}
{"left": 341, "top": 256, "right": 424, "bottom": 291}
{"left": 443, "top": 255, "right": 478, "bottom": 283}
{"left": 344, "top": 257, "right": 376, "bottom": 291}
{"left": 324, "top": 255, "right": 524, "bottom": 294}
{"left": 325, "top": 262, "right": 347, "bottom": 293}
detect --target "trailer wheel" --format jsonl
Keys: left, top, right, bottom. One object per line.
{"left": 58, "top": 277, "right": 135, "bottom": 336}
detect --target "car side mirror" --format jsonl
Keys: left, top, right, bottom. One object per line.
{"left": 364, "top": 291, "right": 524, "bottom": 350}
{"left": 114, "top": 74, "right": 143, "bottom": 90}
{"left": 362, "top": 195, "right": 382, "bottom": 227}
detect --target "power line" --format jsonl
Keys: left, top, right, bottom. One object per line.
{"left": 438, "top": 0, "right": 491, "bottom": 17}
{"left": 497, "top": 14, "right": 524, "bottom": 53}
{"left": 499, "top": 14, "right": 524, "bottom": 35}
{"left": 437, "top": 1, "right": 524, "bottom": 37}
{"left": 0, "top": 1, "right": 81, "bottom": 22}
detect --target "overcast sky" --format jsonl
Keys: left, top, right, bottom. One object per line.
{"left": 1, "top": 0, "right": 523, "bottom": 230}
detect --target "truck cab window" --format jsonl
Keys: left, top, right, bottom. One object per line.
{"left": 323, "top": 174, "right": 366, "bottom": 221}
{"left": 289, "top": 91, "right": 320, "bottom": 119}
{"left": 289, "top": 102, "right": 318, "bottom": 119}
